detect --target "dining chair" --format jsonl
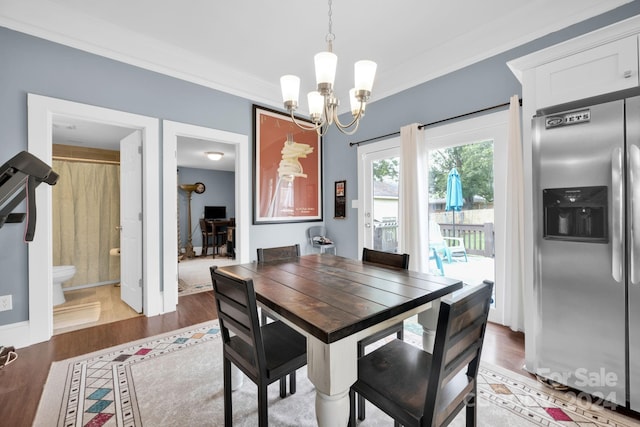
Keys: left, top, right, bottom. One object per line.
{"left": 307, "top": 225, "right": 336, "bottom": 254}
{"left": 256, "top": 244, "right": 300, "bottom": 262}
{"left": 356, "top": 247, "right": 409, "bottom": 420}
{"left": 256, "top": 244, "right": 301, "bottom": 324}
{"left": 349, "top": 281, "right": 493, "bottom": 427}
{"left": 210, "top": 266, "right": 307, "bottom": 427}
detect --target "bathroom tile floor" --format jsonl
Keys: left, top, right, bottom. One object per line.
{"left": 53, "top": 255, "right": 238, "bottom": 335}
{"left": 53, "top": 284, "right": 141, "bottom": 335}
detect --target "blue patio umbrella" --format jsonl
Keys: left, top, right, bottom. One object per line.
{"left": 445, "top": 167, "right": 464, "bottom": 234}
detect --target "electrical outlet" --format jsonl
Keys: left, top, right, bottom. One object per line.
{"left": 0, "top": 295, "right": 13, "bottom": 312}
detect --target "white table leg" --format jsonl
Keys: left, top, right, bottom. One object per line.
{"left": 306, "top": 335, "right": 357, "bottom": 427}
{"left": 230, "top": 363, "right": 244, "bottom": 390}
{"left": 418, "top": 298, "right": 441, "bottom": 353}
{"left": 315, "top": 390, "right": 350, "bottom": 425}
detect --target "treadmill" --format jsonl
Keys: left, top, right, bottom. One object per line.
{"left": 0, "top": 151, "right": 58, "bottom": 241}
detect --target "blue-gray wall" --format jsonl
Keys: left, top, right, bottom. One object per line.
{"left": 1, "top": 2, "right": 639, "bottom": 326}
{"left": 178, "top": 167, "right": 235, "bottom": 249}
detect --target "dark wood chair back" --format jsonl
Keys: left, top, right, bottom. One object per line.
{"left": 355, "top": 247, "right": 410, "bottom": 420}
{"left": 210, "top": 266, "right": 266, "bottom": 380}
{"left": 255, "top": 244, "right": 300, "bottom": 324}
{"left": 362, "top": 247, "right": 410, "bottom": 269}
{"left": 210, "top": 266, "right": 307, "bottom": 425}
{"left": 256, "top": 244, "right": 300, "bottom": 262}
{"left": 349, "top": 281, "right": 493, "bottom": 427}
{"left": 424, "top": 281, "right": 493, "bottom": 426}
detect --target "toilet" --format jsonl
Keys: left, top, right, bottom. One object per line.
{"left": 52, "top": 265, "right": 76, "bottom": 306}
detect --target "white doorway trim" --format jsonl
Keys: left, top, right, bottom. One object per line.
{"left": 25, "top": 94, "right": 160, "bottom": 346}
{"left": 162, "top": 121, "right": 249, "bottom": 310}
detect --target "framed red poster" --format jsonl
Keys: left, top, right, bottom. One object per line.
{"left": 253, "top": 105, "right": 323, "bottom": 224}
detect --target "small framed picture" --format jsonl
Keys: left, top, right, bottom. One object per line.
{"left": 335, "top": 180, "right": 346, "bottom": 219}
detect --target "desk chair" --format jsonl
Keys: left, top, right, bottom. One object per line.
{"left": 210, "top": 266, "right": 307, "bottom": 427}
{"left": 256, "top": 244, "right": 301, "bottom": 324}
{"left": 211, "top": 222, "right": 228, "bottom": 258}
{"left": 357, "top": 248, "right": 410, "bottom": 420}
{"left": 199, "top": 218, "right": 214, "bottom": 256}
{"left": 349, "top": 281, "right": 493, "bottom": 427}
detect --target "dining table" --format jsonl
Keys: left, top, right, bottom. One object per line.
{"left": 218, "top": 253, "right": 463, "bottom": 426}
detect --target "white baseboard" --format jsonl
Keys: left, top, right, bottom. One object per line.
{"left": 0, "top": 320, "right": 35, "bottom": 349}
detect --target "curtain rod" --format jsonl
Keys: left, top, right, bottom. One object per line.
{"left": 53, "top": 156, "right": 120, "bottom": 165}
{"left": 349, "top": 98, "right": 522, "bottom": 147}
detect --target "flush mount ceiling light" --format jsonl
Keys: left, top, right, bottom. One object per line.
{"left": 280, "top": 0, "right": 376, "bottom": 136}
{"left": 206, "top": 152, "right": 224, "bottom": 161}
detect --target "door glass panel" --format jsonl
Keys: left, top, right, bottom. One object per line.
{"left": 427, "top": 140, "right": 496, "bottom": 305}
{"left": 372, "top": 156, "right": 400, "bottom": 252}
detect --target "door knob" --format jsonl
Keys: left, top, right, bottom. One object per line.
{"left": 115, "top": 226, "right": 123, "bottom": 231}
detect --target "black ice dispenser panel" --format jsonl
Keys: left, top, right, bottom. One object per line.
{"left": 543, "top": 186, "right": 608, "bottom": 242}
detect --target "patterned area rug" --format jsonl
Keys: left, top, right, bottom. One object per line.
{"left": 34, "top": 322, "right": 639, "bottom": 426}
{"left": 177, "top": 278, "right": 212, "bottom": 296}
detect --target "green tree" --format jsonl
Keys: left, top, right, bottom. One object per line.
{"left": 372, "top": 158, "right": 399, "bottom": 182}
{"left": 428, "top": 141, "right": 494, "bottom": 207}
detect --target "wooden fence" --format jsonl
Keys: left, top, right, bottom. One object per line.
{"left": 439, "top": 222, "right": 495, "bottom": 257}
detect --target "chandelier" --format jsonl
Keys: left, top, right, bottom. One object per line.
{"left": 279, "top": 0, "right": 377, "bottom": 136}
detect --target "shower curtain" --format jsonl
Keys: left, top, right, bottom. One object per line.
{"left": 52, "top": 160, "right": 120, "bottom": 287}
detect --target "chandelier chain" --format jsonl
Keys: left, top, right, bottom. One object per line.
{"left": 325, "top": 0, "right": 335, "bottom": 44}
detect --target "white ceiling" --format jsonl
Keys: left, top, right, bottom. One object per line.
{"left": 2, "top": 0, "right": 632, "bottom": 169}
{"left": 51, "top": 115, "right": 236, "bottom": 171}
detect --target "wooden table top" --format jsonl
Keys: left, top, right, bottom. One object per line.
{"left": 219, "top": 254, "right": 463, "bottom": 344}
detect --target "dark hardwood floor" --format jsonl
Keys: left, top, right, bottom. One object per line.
{"left": 0, "top": 291, "right": 524, "bottom": 427}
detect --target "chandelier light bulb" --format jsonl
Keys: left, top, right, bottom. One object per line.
{"left": 280, "top": 75, "right": 300, "bottom": 107}
{"left": 307, "top": 91, "right": 324, "bottom": 121}
{"left": 354, "top": 60, "right": 377, "bottom": 94}
{"left": 349, "top": 88, "right": 366, "bottom": 117}
{"left": 314, "top": 51, "right": 338, "bottom": 92}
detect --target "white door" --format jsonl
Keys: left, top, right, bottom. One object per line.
{"left": 358, "top": 138, "right": 401, "bottom": 255}
{"left": 120, "top": 130, "right": 143, "bottom": 312}
{"left": 423, "top": 113, "right": 507, "bottom": 325}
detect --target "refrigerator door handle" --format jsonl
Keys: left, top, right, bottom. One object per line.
{"left": 612, "top": 147, "right": 623, "bottom": 282}
{"left": 630, "top": 145, "right": 640, "bottom": 285}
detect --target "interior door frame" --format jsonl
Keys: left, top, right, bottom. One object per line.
{"left": 25, "top": 94, "right": 160, "bottom": 346}
{"left": 162, "top": 121, "right": 249, "bottom": 311}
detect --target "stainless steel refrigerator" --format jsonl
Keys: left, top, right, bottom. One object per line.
{"left": 533, "top": 93, "right": 640, "bottom": 410}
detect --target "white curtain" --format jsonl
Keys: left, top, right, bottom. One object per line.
{"left": 399, "top": 123, "right": 430, "bottom": 272}
{"left": 504, "top": 95, "right": 525, "bottom": 331}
